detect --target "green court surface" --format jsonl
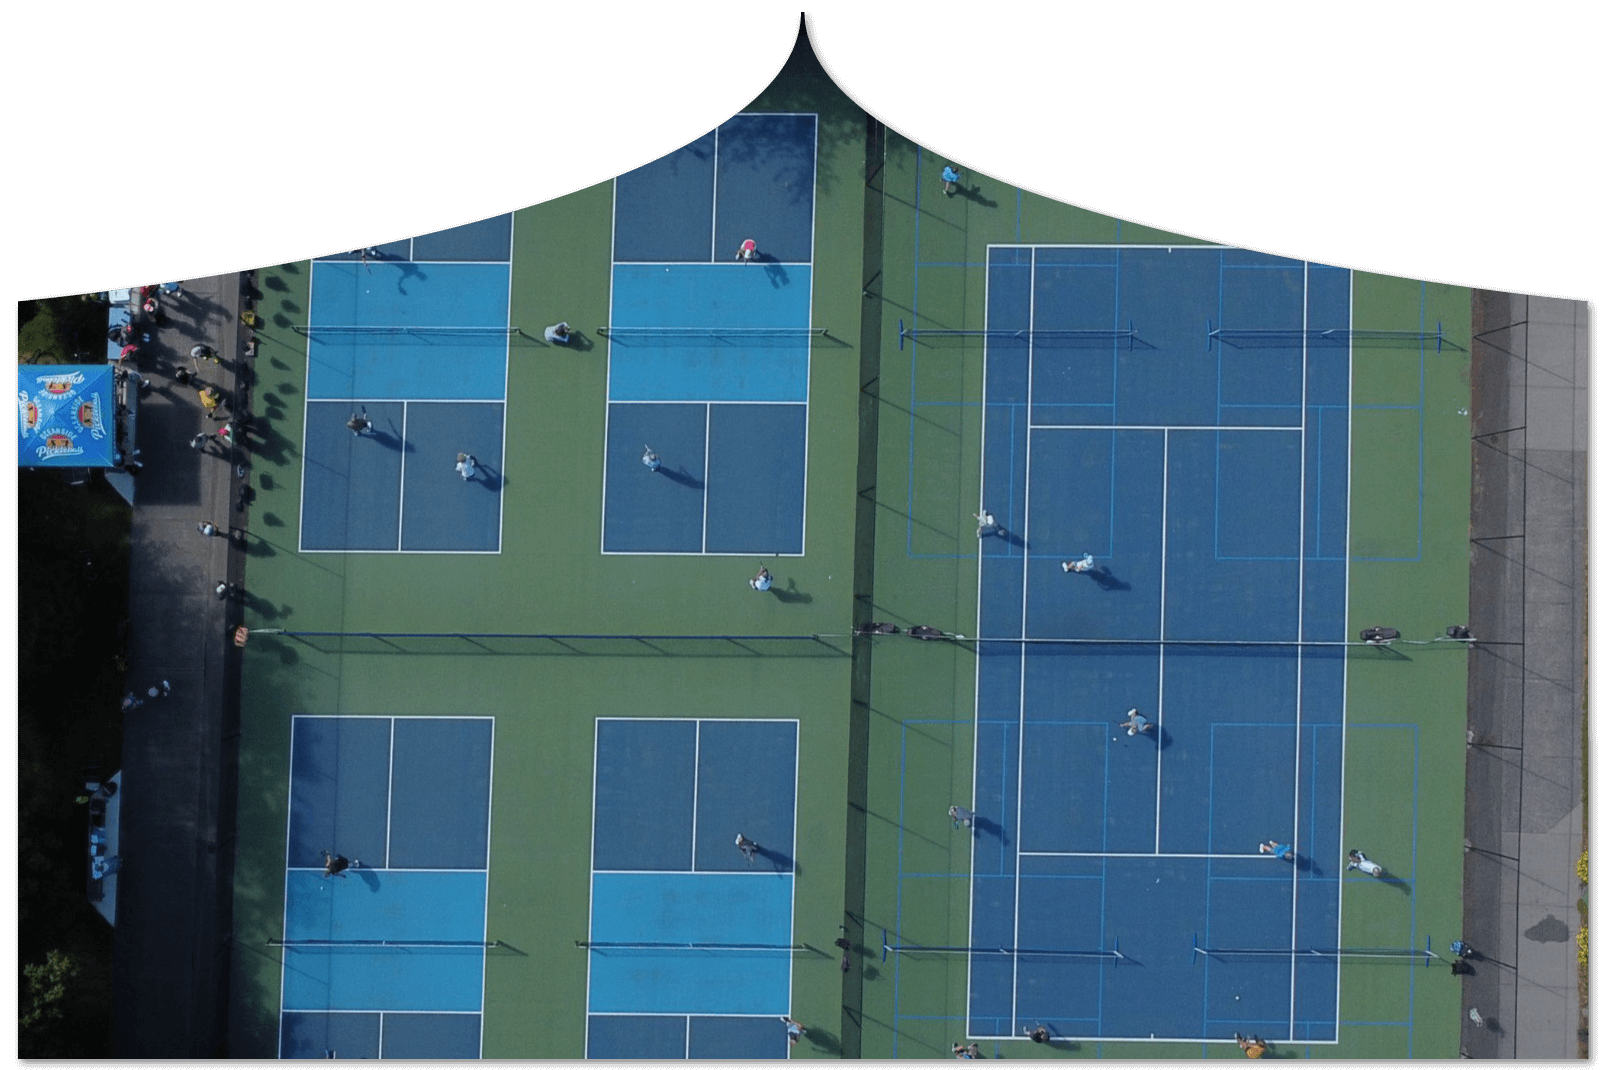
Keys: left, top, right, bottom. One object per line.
{"left": 226, "top": 26, "right": 1471, "bottom": 1060}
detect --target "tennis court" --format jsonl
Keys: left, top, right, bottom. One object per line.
{"left": 298, "top": 217, "right": 513, "bottom": 552}
{"left": 953, "top": 246, "right": 1351, "bottom": 1041}
{"left": 584, "top": 718, "right": 799, "bottom": 1059}
{"left": 276, "top": 715, "right": 493, "bottom": 1058}
{"left": 226, "top": 26, "right": 1472, "bottom": 1062}
{"left": 602, "top": 114, "right": 817, "bottom": 555}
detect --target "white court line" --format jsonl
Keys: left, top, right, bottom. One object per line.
{"left": 986, "top": 243, "right": 1232, "bottom": 251}
{"left": 1008, "top": 247, "right": 1039, "bottom": 1028}
{"left": 394, "top": 402, "right": 408, "bottom": 550}
{"left": 477, "top": 717, "right": 496, "bottom": 1051}
{"left": 701, "top": 404, "right": 711, "bottom": 553}
{"left": 709, "top": 124, "right": 720, "bottom": 260}
{"left": 1029, "top": 423, "right": 1302, "bottom": 433}
{"left": 1020, "top": 850, "right": 1268, "bottom": 859}
{"left": 384, "top": 718, "right": 396, "bottom": 867}
{"left": 583, "top": 718, "right": 602, "bottom": 1034}
{"left": 690, "top": 721, "right": 702, "bottom": 871}
{"left": 1333, "top": 267, "right": 1356, "bottom": 1031}
{"left": 1285, "top": 261, "right": 1312, "bottom": 1032}
{"left": 1155, "top": 429, "right": 1169, "bottom": 852}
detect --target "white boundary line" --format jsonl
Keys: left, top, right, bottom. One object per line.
{"left": 701, "top": 403, "right": 712, "bottom": 553}
{"left": 1154, "top": 429, "right": 1169, "bottom": 852}
{"left": 1019, "top": 850, "right": 1274, "bottom": 860}
{"left": 395, "top": 401, "right": 409, "bottom": 551}
{"left": 1030, "top": 423, "right": 1302, "bottom": 433}
{"left": 384, "top": 718, "right": 396, "bottom": 866}
{"left": 965, "top": 245, "right": 993, "bottom": 1036}
{"left": 709, "top": 123, "right": 720, "bottom": 261}
{"left": 1333, "top": 268, "right": 1356, "bottom": 1036}
{"left": 477, "top": 716, "right": 496, "bottom": 1056}
{"left": 583, "top": 717, "right": 601, "bottom": 1049}
{"left": 1009, "top": 246, "right": 1039, "bottom": 1026}
{"left": 600, "top": 174, "right": 620, "bottom": 559}
{"left": 1286, "top": 261, "right": 1312, "bottom": 1032}
{"left": 690, "top": 720, "right": 703, "bottom": 871}
{"left": 797, "top": 113, "right": 820, "bottom": 559}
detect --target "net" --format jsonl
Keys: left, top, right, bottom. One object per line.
{"left": 898, "top": 319, "right": 1138, "bottom": 351}
{"left": 575, "top": 940, "right": 814, "bottom": 954}
{"left": 293, "top": 325, "right": 523, "bottom": 345}
{"left": 1190, "top": 934, "right": 1439, "bottom": 964}
{"left": 882, "top": 930, "right": 1121, "bottom": 962}
{"left": 1207, "top": 322, "right": 1446, "bottom": 352}
{"left": 597, "top": 326, "right": 828, "bottom": 346}
{"left": 249, "top": 630, "right": 850, "bottom": 659}
{"left": 268, "top": 938, "right": 500, "bottom": 949}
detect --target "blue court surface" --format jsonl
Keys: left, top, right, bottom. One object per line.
{"left": 586, "top": 718, "right": 799, "bottom": 1059}
{"left": 962, "top": 246, "right": 1350, "bottom": 1043}
{"left": 300, "top": 230, "right": 510, "bottom": 553}
{"left": 278, "top": 716, "right": 493, "bottom": 1059}
{"left": 604, "top": 113, "right": 818, "bottom": 556}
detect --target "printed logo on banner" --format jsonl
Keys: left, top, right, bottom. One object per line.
{"left": 36, "top": 432, "right": 82, "bottom": 461}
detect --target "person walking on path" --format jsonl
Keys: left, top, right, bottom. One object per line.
{"left": 1062, "top": 553, "right": 1096, "bottom": 573}
{"left": 544, "top": 322, "right": 575, "bottom": 344}
{"left": 190, "top": 432, "right": 214, "bottom": 454}
{"left": 121, "top": 679, "right": 172, "bottom": 712}
{"left": 781, "top": 1017, "right": 805, "bottom": 1046}
{"left": 974, "top": 509, "right": 1003, "bottom": 538}
{"left": 942, "top": 165, "right": 962, "bottom": 196}
{"left": 321, "top": 849, "right": 360, "bottom": 879}
{"left": 1118, "top": 709, "right": 1154, "bottom": 736}
{"left": 642, "top": 445, "right": 661, "bottom": 471}
{"left": 735, "top": 833, "right": 760, "bottom": 865}
{"left": 1259, "top": 840, "right": 1295, "bottom": 862}
{"left": 1345, "top": 849, "right": 1384, "bottom": 876}
{"left": 735, "top": 238, "right": 758, "bottom": 263}
{"left": 750, "top": 566, "right": 773, "bottom": 592}
{"left": 346, "top": 407, "right": 372, "bottom": 436}
{"left": 949, "top": 805, "right": 975, "bottom": 828}
{"left": 214, "top": 580, "right": 239, "bottom": 601}
{"left": 455, "top": 453, "right": 479, "bottom": 481}
{"left": 197, "top": 520, "right": 223, "bottom": 537}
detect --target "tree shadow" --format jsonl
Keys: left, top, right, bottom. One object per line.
{"left": 657, "top": 466, "right": 704, "bottom": 489}
{"left": 771, "top": 579, "right": 812, "bottom": 604}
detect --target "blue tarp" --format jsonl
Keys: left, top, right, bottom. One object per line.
{"left": 17, "top": 364, "right": 119, "bottom": 468}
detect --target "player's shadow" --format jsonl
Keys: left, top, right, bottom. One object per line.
{"left": 1377, "top": 873, "right": 1413, "bottom": 895}
{"left": 390, "top": 261, "right": 428, "bottom": 295}
{"left": 972, "top": 816, "right": 1009, "bottom": 845}
{"left": 770, "top": 579, "right": 812, "bottom": 604}
{"left": 753, "top": 845, "right": 797, "bottom": 876}
{"left": 1083, "top": 566, "right": 1131, "bottom": 592}
{"left": 956, "top": 184, "right": 999, "bottom": 209}
{"left": 761, "top": 260, "right": 791, "bottom": 289}
{"left": 981, "top": 530, "right": 1025, "bottom": 549}
{"left": 468, "top": 465, "right": 504, "bottom": 491}
{"left": 656, "top": 467, "right": 704, "bottom": 489}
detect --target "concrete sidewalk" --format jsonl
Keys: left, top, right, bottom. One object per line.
{"left": 1463, "top": 293, "right": 1589, "bottom": 1059}
{"left": 107, "top": 272, "right": 253, "bottom": 1056}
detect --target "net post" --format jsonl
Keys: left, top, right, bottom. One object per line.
{"left": 1126, "top": 319, "right": 1136, "bottom": 350}
{"left": 1436, "top": 321, "right": 1444, "bottom": 353}
{"left": 1206, "top": 319, "right": 1215, "bottom": 352}
{"left": 1111, "top": 935, "right": 1122, "bottom": 960}
{"left": 1191, "top": 933, "right": 1198, "bottom": 964}
{"left": 1424, "top": 936, "right": 1439, "bottom": 966}
{"left": 898, "top": 319, "right": 905, "bottom": 352}
{"left": 882, "top": 928, "right": 890, "bottom": 963}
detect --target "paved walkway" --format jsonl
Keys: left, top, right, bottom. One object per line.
{"left": 1463, "top": 293, "right": 1589, "bottom": 1059}
{"left": 108, "top": 272, "right": 251, "bottom": 1056}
